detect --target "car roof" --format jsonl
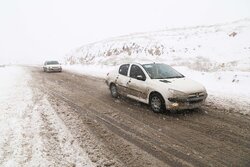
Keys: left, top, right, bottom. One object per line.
{"left": 120, "top": 62, "right": 141, "bottom": 66}
{"left": 123, "top": 62, "right": 160, "bottom": 66}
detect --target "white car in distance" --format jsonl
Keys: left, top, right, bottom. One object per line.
{"left": 106, "top": 63, "right": 207, "bottom": 113}
{"left": 43, "top": 61, "right": 62, "bottom": 72}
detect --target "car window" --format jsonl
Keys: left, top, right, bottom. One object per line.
{"left": 47, "top": 61, "right": 59, "bottom": 65}
{"left": 142, "top": 63, "right": 184, "bottom": 79}
{"left": 130, "top": 65, "right": 146, "bottom": 80}
{"left": 119, "top": 64, "right": 129, "bottom": 76}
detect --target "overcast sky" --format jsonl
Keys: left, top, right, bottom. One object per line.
{"left": 0, "top": 0, "right": 250, "bottom": 64}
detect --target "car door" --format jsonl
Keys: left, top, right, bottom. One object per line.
{"left": 115, "top": 64, "right": 130, "bottom": 96}
{"left": 127, "top": 64, "right": 148, "bottom": 100}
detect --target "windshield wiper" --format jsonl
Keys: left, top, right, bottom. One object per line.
{"left": 152, "top": 76, "right": 184, "bottom": 79}
{"left": 174, "top": 76, "right": 184, "bottom": 78}
{"left": 164, "top": 76, "right": 184, "bottom": 79}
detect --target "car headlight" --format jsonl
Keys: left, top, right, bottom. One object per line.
{"left": 168, "top": 88, "right": 187, "bottom": 98}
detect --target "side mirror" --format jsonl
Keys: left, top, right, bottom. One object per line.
{"left": 136, "top": 75, "right": 146, "bottom": 81}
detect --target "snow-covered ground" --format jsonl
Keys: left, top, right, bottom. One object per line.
{"left": 0, "top": 66, "right": 93, "bottom": 167}
{"left": 63, "top": 19, "right": 250, "bottom": 115}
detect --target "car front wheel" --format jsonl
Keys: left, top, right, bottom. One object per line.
{"left": 110, "top": 84, "right": 118, "bottom": 98}
{"left": 150, "top": 93, "right": 165, "bottom": 113}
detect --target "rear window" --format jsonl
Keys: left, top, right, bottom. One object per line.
{"left": 119, "top": 64, "right": 129, "bottom": 76}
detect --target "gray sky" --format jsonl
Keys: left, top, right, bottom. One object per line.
{"left": 0, "top": 0, "right": 250, "bottom": 64}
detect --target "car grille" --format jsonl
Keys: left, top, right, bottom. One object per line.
{"left": 168, "top": 92, "right": 206, "bottom": 103}
{"left": 49, "top": 67, "right": 61, "bottom": 70}
{"left": 187, "top": 92, "right": 206, "bottom": 103}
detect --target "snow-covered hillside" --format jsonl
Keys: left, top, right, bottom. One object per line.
{"left": 65, "top": 18, "right": 250, "bottom": 72}
{"left": 64, "top": 19, "right": 250, "bottom": 115}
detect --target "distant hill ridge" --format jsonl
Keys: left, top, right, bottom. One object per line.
{"left": 65, "top": 18, "right": 250, "bottom": 72}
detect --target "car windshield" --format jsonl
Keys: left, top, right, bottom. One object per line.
{"left": 142, "top": 63, "right": 184, "bottom": 79}
{"left": 47, "top": 61, "right": 59, "bottom": 65}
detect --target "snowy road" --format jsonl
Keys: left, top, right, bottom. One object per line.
{"left": 1, "top": 66, "right": 250, "bottom": 166}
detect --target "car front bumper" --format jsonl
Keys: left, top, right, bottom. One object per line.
{"left": 166, "top": 93, "right": 207, "bottom": 110}
{"left": 47, "top": 68, "right": 62, "bottom": 72}
{"left": 166, "top": 100, "right": 205, "bottom": 110}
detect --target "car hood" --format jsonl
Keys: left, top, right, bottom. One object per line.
{"left": 155, "top": 77, "right": 206, "bottom": 94}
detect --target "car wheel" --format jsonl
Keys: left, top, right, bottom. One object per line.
{"left": 150, "top": 93, "right": 165, "bottom": 113}
{"left": 110, "top": 84, "right": 118, "bottom": 98}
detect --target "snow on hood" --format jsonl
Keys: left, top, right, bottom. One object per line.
{"left": 156, "top": 77, "right": 206, "bottom": 94}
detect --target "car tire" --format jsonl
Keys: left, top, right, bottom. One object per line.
{"left": 149, "top": 93, "right": 165, "bottom": 113}
{"left": 110, "top": 84, "right": 118, "bottom": 98}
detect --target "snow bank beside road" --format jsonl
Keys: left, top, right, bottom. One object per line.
{"left": 0, "top": 66, "right": 33, "bottom": 166}
{"left": 0, "top": 66, "right": 93, "bottom": 166}
{"left": 176, "top": 67, "right": 250, "bottom": 115}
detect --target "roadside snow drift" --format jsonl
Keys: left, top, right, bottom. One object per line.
{"left": 0, "top": 66, "right": 93, "bottom": 167}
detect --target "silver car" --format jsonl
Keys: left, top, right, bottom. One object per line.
{"left": 43, "top": 61, "right": 62, "bottom": 72}
{"left": 106, "top": 63, "right": 207, "bottom": 113}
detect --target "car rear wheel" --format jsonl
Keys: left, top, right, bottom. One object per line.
{"left": 110, "top": 84, "right": 118, "bottom": 98}
{"left": 150, "top": 93, "right": 165, "bottom": 113}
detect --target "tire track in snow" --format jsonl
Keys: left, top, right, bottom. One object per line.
{"left": 30, "top": 88, "right": 94, "bottom": 167}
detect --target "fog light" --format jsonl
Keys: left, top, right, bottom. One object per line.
{"left": 172, "top": 103, "right": 179, "bottom": 107}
